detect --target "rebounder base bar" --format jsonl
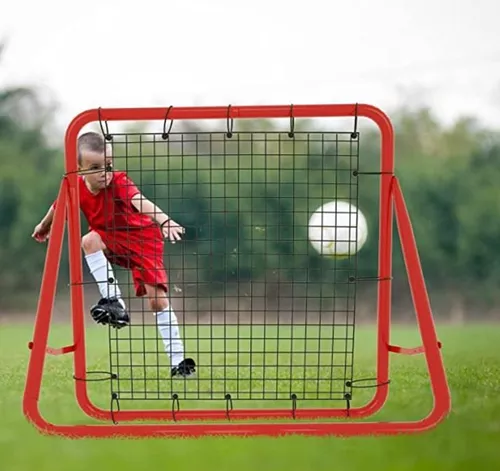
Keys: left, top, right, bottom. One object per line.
{"left": 23, "top": 104, "right": 451, "bottom": 438}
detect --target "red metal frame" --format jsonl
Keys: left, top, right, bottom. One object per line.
{"left": 22, "top": 104, "right": 451, "bottom": 438}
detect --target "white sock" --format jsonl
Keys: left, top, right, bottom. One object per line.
{"left": 84, "top": 250, "right": 126, "bottom": 308}
{"left": 156, "top": 306, "right": 184, "bottom": 367}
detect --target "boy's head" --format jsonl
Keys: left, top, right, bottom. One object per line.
{"left": 78, "top": 132, "right": 113, "bottom": 190}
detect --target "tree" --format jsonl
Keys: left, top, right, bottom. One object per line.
{"left": 0, "top": 44, "right": 64, "bottom": 305}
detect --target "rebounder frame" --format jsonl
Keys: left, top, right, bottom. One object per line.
{"left": 23, "top": 104, "right": 451, "bottom": 438}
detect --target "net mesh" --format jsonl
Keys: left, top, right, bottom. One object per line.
{"left": 99, "top": 129, "right": 363, "bottom": 405}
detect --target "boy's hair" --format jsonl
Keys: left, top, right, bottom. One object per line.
{"left": 78, "top": 132, "right": 107, "bottom": 165}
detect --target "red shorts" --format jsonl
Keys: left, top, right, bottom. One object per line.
{"left": 93, "top": 225, "right": 168, "bottom": 297}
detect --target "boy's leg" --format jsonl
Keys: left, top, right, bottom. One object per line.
{"left": 130, "top": 225, "right": 195, "bottom": 376}
{"left": 142, "top": 282, "right": 195, "bottom": 377}
{"left": 82, "top": 231, "right": 125, "bottom": 305}
{"left": 82, "top": 231, "right": 129, "bottom": 328}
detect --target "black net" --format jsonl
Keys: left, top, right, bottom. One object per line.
{"left": 97, "top": 128, "right": 364, "bottom": 406}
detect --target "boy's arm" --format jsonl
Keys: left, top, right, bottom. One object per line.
{"left": 32, "top": 204, "right": 55, "bottom": 242}
{"left": 40, "top": 205, "right": 55, "bottom": 228}
{"left": 131, "top": 193, "right": 185, "bottom": 243}
{"left": 131, "top": 194, "right": 170, "bottom": 226}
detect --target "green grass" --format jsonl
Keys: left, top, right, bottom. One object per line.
{"left": 1, "top": 323, "right": 499, "bottom": 470}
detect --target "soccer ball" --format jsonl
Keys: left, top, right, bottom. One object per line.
{"left": 308, "top": 200, "right": 368, "bottom": 258}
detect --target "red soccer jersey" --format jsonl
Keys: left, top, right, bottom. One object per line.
{"left": 54, "top": 171, "right": 156, "bottom": 232}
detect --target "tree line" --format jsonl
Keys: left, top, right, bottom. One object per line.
{"left": 1, "top": 56, "right": 499, "bottom": 319}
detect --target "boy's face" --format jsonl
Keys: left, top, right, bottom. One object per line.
{"left": 79, "top": 149, "right": 113, "bottom": 191}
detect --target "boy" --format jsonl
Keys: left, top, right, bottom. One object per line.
{"left": 32, "top": 131, "right": 196, "bottom": 378}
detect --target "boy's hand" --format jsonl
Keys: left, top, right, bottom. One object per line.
{"left": 32, "top": 222, "right": 51, "bottom": 243}
{"left": 161, "top": 219, "right": 185, "bottom": 244}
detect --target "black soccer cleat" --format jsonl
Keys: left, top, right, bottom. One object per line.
{"left": 90, "top": 297, "right": 130, "bottom": 329}
{"left": 171, "top": 358, "right": 196, "bottom": 378}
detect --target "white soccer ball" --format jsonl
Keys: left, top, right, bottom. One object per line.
{"left": 308, "top": 200, "right": 368, "bottom": 258}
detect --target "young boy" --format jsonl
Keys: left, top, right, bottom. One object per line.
{"left": 32, "top": 131, "right": 195, "bottom": 378}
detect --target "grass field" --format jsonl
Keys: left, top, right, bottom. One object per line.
{"left": 1, "top": 322, "right": 499, "bottom": 470}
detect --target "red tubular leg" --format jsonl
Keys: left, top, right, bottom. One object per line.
{"left": 390, "top": 177, "right": 451, "bottom": 426}
{"left": 23, "top": 179, "right": 68, "bottom": 428}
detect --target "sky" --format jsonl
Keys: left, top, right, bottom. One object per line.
{"left": 1, "top": 0, "right": 500, "bottom": 137}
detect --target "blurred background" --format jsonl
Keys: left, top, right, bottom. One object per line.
{"left": 1, "top": 0, "right": 500, "bottom": 324}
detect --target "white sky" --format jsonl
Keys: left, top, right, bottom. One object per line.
{"left": 1, "top": 0, "right": 500, "bottom": 137}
